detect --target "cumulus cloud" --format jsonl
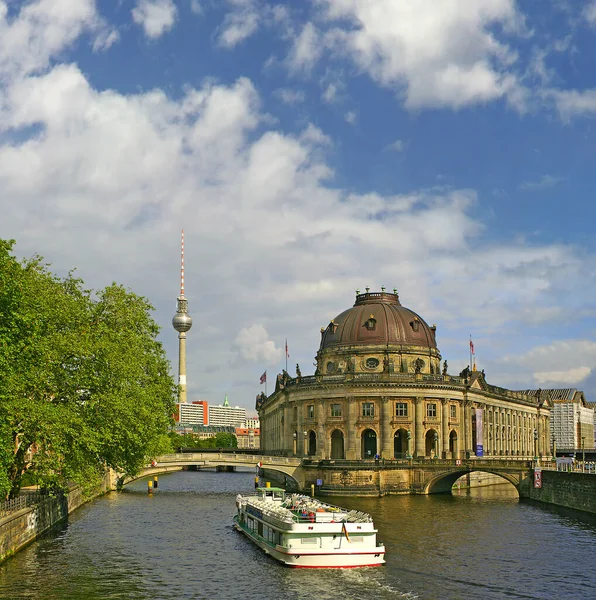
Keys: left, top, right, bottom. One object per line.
{"left": 317, "top": 0, "right": 524, "bottom": 109}
{"left": 132, "top": 0, "right": 178, "bottom": 39}
{"left": 2, "top": 1, "right": 596, "bottom": 407}
{"left": 499, "top": 341, "right": 596, "bottom": 389}
{"left": 233, "top": 324, "right": 283, "bottom": 363}
{"left": 584, "top": 1, "right": 596, "bottom": 27}
{"left": 533, "top": 367, "right": 592, "bottom": 386}
{"left": 549, "top": 88, "right": 596, "bottom": 120}
{"left": 0, "top": 0, "right": 113, "bottom": 78}
{"left": 217, "top": 0, "right": 261, "bottom": 48}
{"left": 287, "top": 21, "right": 321, "bottom": 72}
{"left": 274, "top": 87, "right": 305, "bottom": 104}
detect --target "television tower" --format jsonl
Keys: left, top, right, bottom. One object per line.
{"left": 172, "top": 230, "right": 192, "bottom": 403}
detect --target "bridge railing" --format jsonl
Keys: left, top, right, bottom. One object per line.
{"left": 155, "top": 453, "right": 301, "bottom": 466}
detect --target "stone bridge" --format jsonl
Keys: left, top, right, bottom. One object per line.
{"left": 131, "top": 453, "right": 305, "bottom": 488}
{"left": 131, "top": 453, "right": 537, "bottom": 497}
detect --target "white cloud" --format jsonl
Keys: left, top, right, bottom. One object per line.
{"left": 386, "top": 139, "right": 404, "bottom": 152}
{"left": 344, "top": 110, "right": 356, "bottom": 124}
{"left": 274, "top": 87, "right": 305, "bottom": 105}
{"left": 2, "top": 5, "right": 596, "bottom": 408}
{"left": 584, "top": 1, "right": 596, "bottom": 27}
{"left": 518, "top": 174, "right": 562, "bottom": 191}
{"left": 318, "top": 0, "right": 523, "bottom": 109}
{"left": 217, "top": 0, "right": 260, "bottom": 48}
{"left": 132, "top": 0, "right": 177, "bottom": 40}
{"left": 549, "top": 88, "right": 596, "bottom": 120}
{"left": 190, "top": 0, "right": 203, "bottom": 15}
{"left": 233, "top": 324, "right": 283, "bottom": 363}
{"left": 499, "top": 341, "right": 596, "bottom": 389}
{"left": 0, "top": 0, "right": 111, "bottom": 78}
{"left": 287, "top": 21, "right": 321, "bottom": 72}
{"left": 533, "top": 367, "right": 592, "bottom": 386}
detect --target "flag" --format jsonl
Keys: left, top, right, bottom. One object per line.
{"left": 342, "top": 521, "right": 351, "bottom": 543}
{"left": 285, "top": 339, "right": 289, "bottom": 358}
{"left": 260, "top": 371, "right": 267, "bottom": 384}
{"left": 469, "top": 338, "right": 475, "bottom": 355}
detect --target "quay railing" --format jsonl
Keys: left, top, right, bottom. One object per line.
{"left": 0, "top": 492, "right": 45, "bottom": 518}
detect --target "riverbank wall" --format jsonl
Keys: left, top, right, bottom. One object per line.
{"left": 524, "top": 470, "right": 596, "bottom": 514}
{"left": 0, "top": 472, "right": 116, "bottom": 564}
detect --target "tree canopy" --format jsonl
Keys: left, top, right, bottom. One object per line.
{"left": 0, "top": 239, "right": 176, "bottom": 499}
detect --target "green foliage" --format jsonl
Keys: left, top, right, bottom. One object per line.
{"left": 167, "top": 431, "right": 237, "bottom": 449}
{"left": 0, "top": 239, "right": 176, "bottom": 499}
{"left": 214, "top": 432, "right": 238, "bottom": 448}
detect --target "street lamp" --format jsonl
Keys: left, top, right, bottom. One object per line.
{"left": 533, "top": 429, "right": 538, "bottom": 463}
{"left": 433, "top": 431, "right": 439, "bottom": 460}
{"left": 406, "top": 430, "right": 412, "bottom": 460}
{"left": 582, "top": 436, "right": 586, "bottom": 471}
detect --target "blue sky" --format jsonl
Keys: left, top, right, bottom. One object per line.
{"left": 3, "top": 0, "right": 596, "bottom": 412}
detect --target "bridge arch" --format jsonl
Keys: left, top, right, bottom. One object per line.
{"left": 423, "top": 469, "right": 522, "bottom": 495}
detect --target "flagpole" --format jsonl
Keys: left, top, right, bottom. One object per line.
{"left": 469, "top": 334, "right": 472, "bottom": 370}
{"left": 285, "top": 338, "right": 288, "bottom": 373}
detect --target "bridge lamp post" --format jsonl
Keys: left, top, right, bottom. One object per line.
{"left": 433, "top": 431, "right": 439, "bottom": 461}
{"left": 582, "top": 436, "right": 585, "bottom": 471}
{"left": 406, "top": 430, "right": 412, "bottom": 460}
{"left": 292, "top": 431, "right": 297, "bottom": 456}
{"left": 533, "top": 429, "right": 538, "bottom": 463}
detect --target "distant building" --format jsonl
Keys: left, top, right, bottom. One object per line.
{"left": 172, "top": 423, "right": 237, "bottom": 440}
{"left": 531, "top": 389, "right": 596, "bottom": 452}
{"left": 243, "top": 417, "right": 260, "bottom": 429}
{"left": 236, "top": 427, "right": 260, "bottom": 449}
{"left": 174, "top": 400, "right": 208, "bottom": 426}
{"left": 208, "top": 395, "right": 246, "bottom": 428}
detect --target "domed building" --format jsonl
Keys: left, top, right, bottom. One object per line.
{"left": 257, "top": 290, "right": 551, "bottom": 462}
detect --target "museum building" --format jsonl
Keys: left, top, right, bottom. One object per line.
{"left": 257, "top": 289, "right": 551, "bottom": 461}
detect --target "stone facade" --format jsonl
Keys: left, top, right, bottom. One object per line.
{"left": 258, "top": 291, "right": 551, "bottom": 463}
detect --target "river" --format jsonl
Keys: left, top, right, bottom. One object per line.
{"left": 1, "top": 470, "right": 595, "bottom": 599}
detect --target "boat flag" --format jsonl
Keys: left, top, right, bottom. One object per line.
{"left": 342, "top": 521, "right": 351, "bottom": 543}
{"left": 260, "top": 371, "right": 267, "bottom": 384}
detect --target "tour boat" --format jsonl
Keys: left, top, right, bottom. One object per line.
{"left": 233, "top": 487, "right": 385, "bottom": 568}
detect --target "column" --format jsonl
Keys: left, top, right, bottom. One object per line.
{"left": 415, "top": 397, "right": 424, "bottom": 458}
{"left": 346, "top": 397, "right": 357, "bottom": 459}
{"left": 296, "top": 401, "right": 304, "bottom": 457}
{"left": 316, "top": 400, "right": 326, "bottom": 459}
{"left": 463, "top": 401, "right": 472, "bottom": 457}
{"left": 441, "top": 399, "right": 449, "bottom": 458}
{"left": 283, "top": 404, "right": 292, "bottom": 454}
{"left": 381, "top": 397, "right": 393, "bottom": 459}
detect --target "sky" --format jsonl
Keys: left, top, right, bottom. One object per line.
{"left": 2, "top": 0, "right": 596, "bottom": 414}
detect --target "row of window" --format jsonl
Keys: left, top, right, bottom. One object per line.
{"left": 306, "top": 402, "right": 459, "bottom": 419}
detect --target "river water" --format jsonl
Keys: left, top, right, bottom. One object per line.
{"left": 1, "top": 470, "right": 595, "bottom": 600}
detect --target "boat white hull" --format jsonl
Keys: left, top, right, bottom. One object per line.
{"left": 234, "top": 521, "right": 385, "bottom": 569}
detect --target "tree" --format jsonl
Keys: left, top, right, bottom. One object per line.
{"left": 0, "top": 239, "right": 176, "bottom": 499}
{"left": 215, "top": 432, "right": 238, "bottom": 448}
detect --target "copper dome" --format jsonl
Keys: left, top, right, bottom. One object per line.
{"left": 319, "top": 291, "right": 437, "bottom": 351}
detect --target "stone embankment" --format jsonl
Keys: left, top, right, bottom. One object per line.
{"left": 526, "top": 469, "right": 596, "bottom": 514}
{"left": 0, "top": 472, "right": 116, "bottom": 564}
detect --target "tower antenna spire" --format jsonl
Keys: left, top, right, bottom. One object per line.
{"left": 172, "top": 230, "right": 192, "bottom": 403}
{"left": 180, "top": 229, "right": 185, "bottom": 297}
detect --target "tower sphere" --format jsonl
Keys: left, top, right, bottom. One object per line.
{"left": 173, "top": 312, "right": 192, "bottom": 332}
